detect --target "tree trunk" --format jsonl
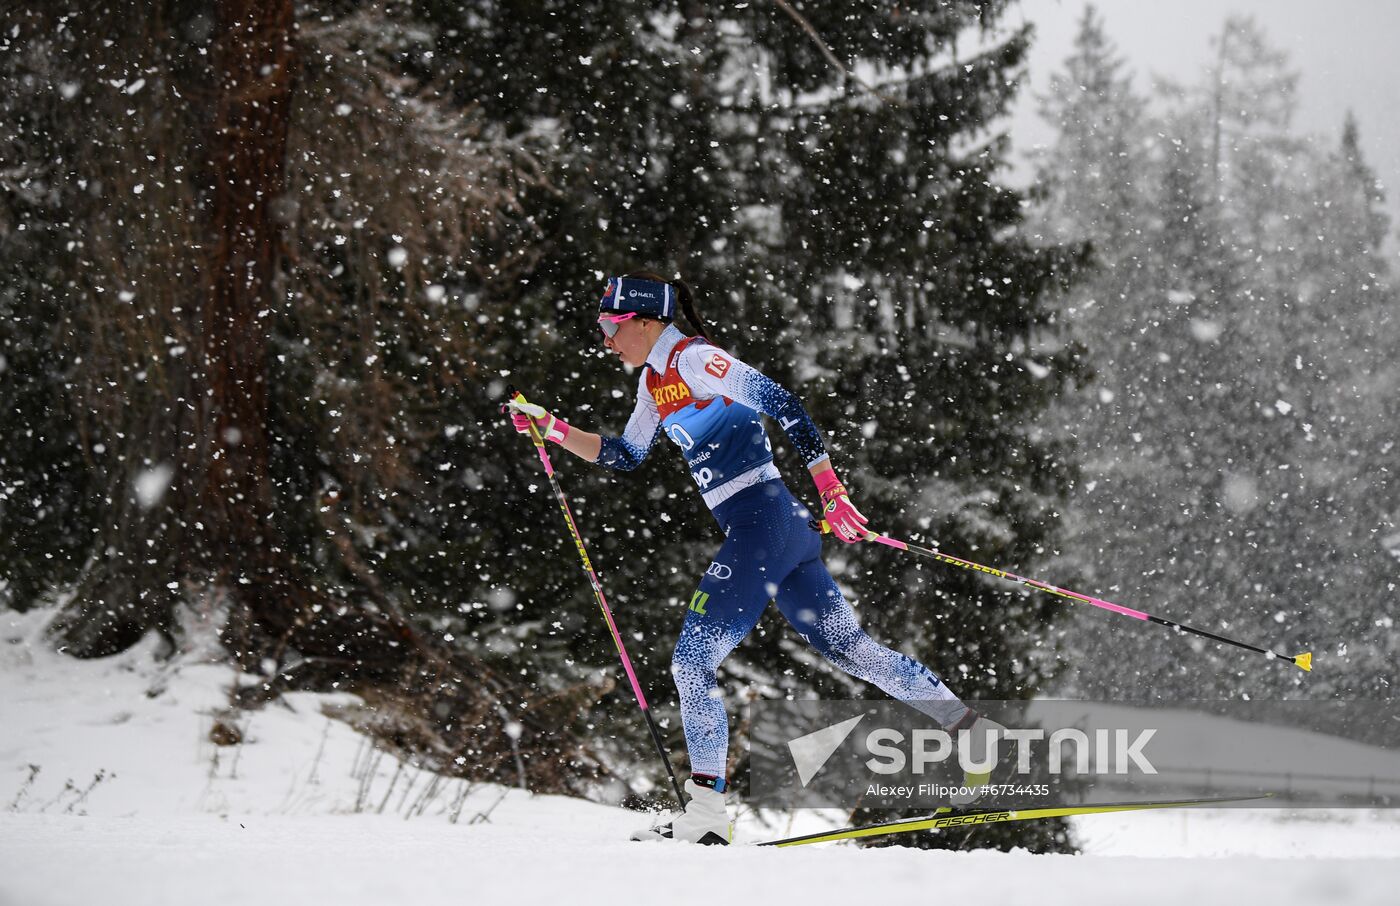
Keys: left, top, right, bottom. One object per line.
{"left": 198, "top": 0, "right": 299, "bottom": 654}
{"left": 193, "top": 0, "right": 425, "bottom": 674}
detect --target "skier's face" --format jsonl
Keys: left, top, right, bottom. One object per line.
{"left": 601, "top": 316, "right": 658, "bottom": 368}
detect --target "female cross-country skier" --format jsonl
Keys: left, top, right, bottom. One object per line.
{"left": 507, "top": 272, "right": 996, "bottom": 845}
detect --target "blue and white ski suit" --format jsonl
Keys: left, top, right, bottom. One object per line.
{"left": 597, "top": 323, "right": 968, "bottom": 779}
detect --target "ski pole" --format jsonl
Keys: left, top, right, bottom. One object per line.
{"left": 818, "top": 522, "right": 1312, "bottom": 672}
{"left": 504, "top": 390, "right": 688, "bottom": 808}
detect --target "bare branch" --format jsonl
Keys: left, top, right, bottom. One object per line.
{"left": 770, "top": 0, "right": 903, "bottom": 107}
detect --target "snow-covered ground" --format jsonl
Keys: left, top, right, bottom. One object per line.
{"left": 3, "top": 606, "right": 1399, "bottom": 906}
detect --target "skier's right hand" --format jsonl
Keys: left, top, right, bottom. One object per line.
{"left": 505, "top": 395, "right": 571, "bottom": 445}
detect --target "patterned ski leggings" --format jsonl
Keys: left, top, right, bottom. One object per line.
{"left": 671, "top": 479, "right": 968, "bottom": 778}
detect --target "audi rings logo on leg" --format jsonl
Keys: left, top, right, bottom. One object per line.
{"left": 705, "top": 562, "right": 733, "bottom": 581}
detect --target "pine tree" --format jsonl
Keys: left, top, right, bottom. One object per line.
{"left": 1033, "top": 11, "right": 1399, "bottom": 700}
{"left": 0, "top": 1, "right": 604, "bottom": 793}
{"left": 1032, "top": 3, "right": 1144, "bottom": 247}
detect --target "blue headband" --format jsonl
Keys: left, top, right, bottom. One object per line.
{"left": 598, "top": 276, "right": 676, "bottom": 320}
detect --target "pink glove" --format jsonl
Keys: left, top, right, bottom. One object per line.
{"left": 506, "top": 397, "right": 570, "bottom": 445}
{"left": 814, "top": 468, "right": 870, "bottom": 543}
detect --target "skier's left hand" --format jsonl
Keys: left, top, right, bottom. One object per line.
{"left": 814, "top": 469, "right": 871, "bottom": 543}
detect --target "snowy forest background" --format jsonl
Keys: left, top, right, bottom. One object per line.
{"left": 2, "top": 0, "right": 1396, "bottom": 853}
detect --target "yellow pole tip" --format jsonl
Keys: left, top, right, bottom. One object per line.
{"left": 1294, "top": 652, "right": 1313, "bottom": 672}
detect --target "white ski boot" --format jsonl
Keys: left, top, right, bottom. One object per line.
{"left": 630, "top": 778, "right": 733, "bottom": 845}
{"left": 950, "top": 711, "right": 1005, "bottom": 806}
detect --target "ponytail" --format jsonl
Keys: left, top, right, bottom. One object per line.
{"left": 675, "top": 278, "right": 713, "bottom": 342}
{"left": 625, "top": 269, "right": 714, "bottom": 342}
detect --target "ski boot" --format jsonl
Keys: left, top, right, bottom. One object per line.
{"left": 949, "top": 710, "right": 1005, "bottom": 806}
{"left": 630, "top": 776, "right": 733, "bottom": 845}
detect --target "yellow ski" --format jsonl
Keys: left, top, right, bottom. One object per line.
{"left": 758, "top": 795, "right": 1269, "bottom": 847}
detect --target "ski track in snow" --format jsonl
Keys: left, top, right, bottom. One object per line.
{"left": 2, "top": 607, "right": 1399, "bottom": 906}
{"left": 4, "top": 811, "right": 1400, "bottom": 906}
